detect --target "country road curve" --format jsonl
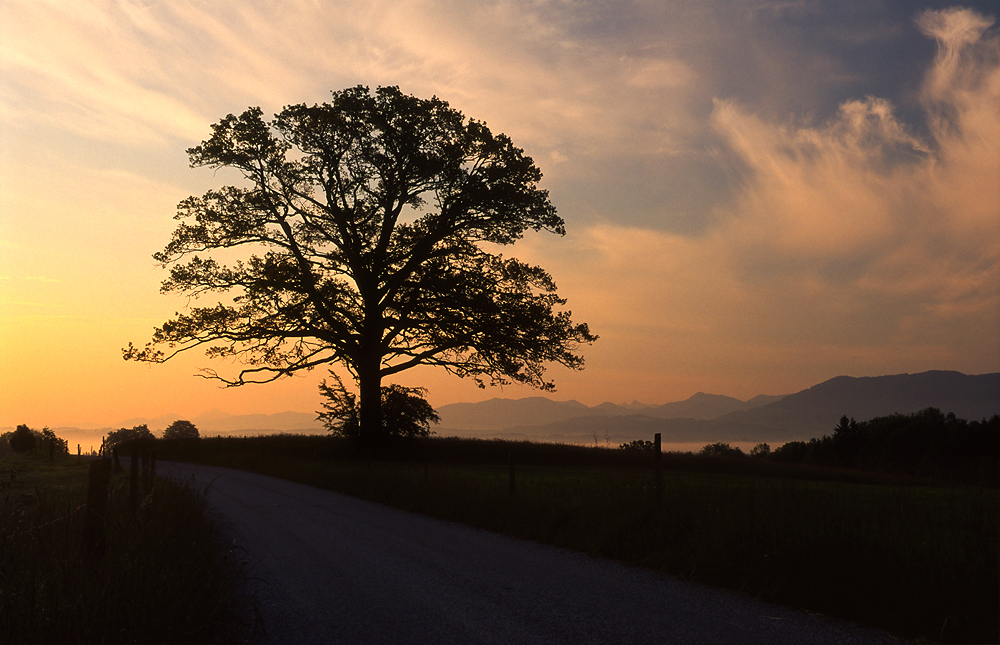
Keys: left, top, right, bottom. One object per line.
{"left": 157, "top": 461, "right": 908, "bottom": 645}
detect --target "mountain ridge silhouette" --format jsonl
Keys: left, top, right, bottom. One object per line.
{"left": 436, "top": 370, "right": 999, "bottom": 444}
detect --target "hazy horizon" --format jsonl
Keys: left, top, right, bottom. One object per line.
{"left": 2, "top": 2, "right": 998, "bottom": 428}
{"left": 6, "top": 368, "right": 995, "bottom": 432}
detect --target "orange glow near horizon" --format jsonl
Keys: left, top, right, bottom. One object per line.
{"left": 1, "top": 2, "right": 997, "bottom": 429}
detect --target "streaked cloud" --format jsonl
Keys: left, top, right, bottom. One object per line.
{"left": 0, "top": 1, "right": 996, "bottom": 424}
{"left": 573, "top": 6, "right": 999, "bottom": 389}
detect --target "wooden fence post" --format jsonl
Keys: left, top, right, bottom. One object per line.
{"left": 83, "top": 458, "right": 112, "bottom": 559}
{"left": 654, "top": 433, "right": 662, "bottom": 505}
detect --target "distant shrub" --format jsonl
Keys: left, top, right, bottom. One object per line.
{"left": 619, "top": 439, "right": 656, "bottom": 453}
{"left": 163, "top": 420, "right": 200, "bottom": 440}
{"left": 771, "top": 440, "right": 811, "bottom": 463}
{"left": 9, "top": 425, "right": 35, "bottom": 453}
{"left": 699, "top": 442, "right": 745, "bottom": 458}
{"left": 103, "top": 425, "right": 155, "bottom": 453}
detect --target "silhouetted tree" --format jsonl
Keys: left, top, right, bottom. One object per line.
{"left": 766, "top": 409, "right": 999, "bottom": 485}
{"left": 318, "top": 373, "right": 439, "bottom": 441}
{"left": 103, "top": 425, "right": 155, "bottom": 453}
{"left": 163, "top": 420, "right": 200, "bottom": 440}
{"left": 771, "top": 440, "right": 811, "bottom": 463}
{"left": 833, "top": 415, "right": 859, "bottom": 438}
{"left": 9, "top": 424, "right": 35, "bottom": 453}
{"left": 40, "top": 428, "right": 68, "bottom": 458}
{"left": 699, "top": 442, "right": 745, "bottom": 458}
{"left": 125, "top": 85, "right": 596, "bottom": 446}
{"left": 749, "top": 442, "right": 771, "bottom": 458}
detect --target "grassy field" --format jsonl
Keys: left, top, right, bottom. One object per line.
{"left": 0, "top": 452, "right": 251, "bottom": 644}
{"left": 158, "top": 434, "right": 999, "bottom": 644}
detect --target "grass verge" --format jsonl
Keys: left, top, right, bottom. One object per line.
{"left": 0, "top": 452, "right": 251, "bottom": 644}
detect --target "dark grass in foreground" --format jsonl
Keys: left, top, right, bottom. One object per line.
{"left": 162, "top": 434, "right": 999, "bottom": 645}
{"left": 0, "top": 452, "right": 251, "bottom": 645}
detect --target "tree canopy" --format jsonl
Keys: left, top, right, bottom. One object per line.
{"left": 163, "top": 420, "right": 200, "bottom": 440}
{"left": 770, "top": 408, "right": 999, "bottom": 485}
{"left": 8, "top": 425, "right": 36, "bottom": 453}
{"left": 103, "top": 425, "right": 155, "bottom": 453}
{"left": 125, "top": 85, "right": 595, "bottom": 443}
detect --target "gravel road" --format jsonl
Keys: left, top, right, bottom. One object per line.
{"left": 158, "top": 461, "right": 908, "bottom": 644}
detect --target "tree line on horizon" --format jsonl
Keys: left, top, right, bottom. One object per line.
{"left": 0, "top": 425, "right": 69, "bottom": 458}
{"left": 99, "top": 420, "right": 201, "bottom": 454}
{"left": 0, "top": 421, "right": 204, "bottom": 458}
{"left": 10, "top": 406, "right": 995, "bottom": 487}
{"left": 651, "top": 408, "right": 998, "bottom": 486}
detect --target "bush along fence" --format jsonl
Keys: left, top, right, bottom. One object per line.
{"left": 2, "top": 441, "right": 252, "bottom": 643}
{"left": 82, "top": 443, "right": 157, "bottom": 560}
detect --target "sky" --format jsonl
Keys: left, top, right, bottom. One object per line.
{"left": 1, "top": 0, "right": 998, "bottom": 429}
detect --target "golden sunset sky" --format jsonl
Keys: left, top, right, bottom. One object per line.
{"left": 2, "top": 1, "right": 998, "bottom": 429}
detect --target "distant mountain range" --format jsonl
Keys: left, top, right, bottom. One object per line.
{"left": 435, "top": 371, "right": 1000, "bottom": 446}
{"left": 436, "top": 392, "right": 786, "bottom": 431}
{"left": 9, "top": 370, "right": 996, "bottom": 451}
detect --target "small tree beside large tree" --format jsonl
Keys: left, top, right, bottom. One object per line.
{"left": 125, "top": 85, "right": 596, "bottom": 445}
{"left": 318, "top": 373, "right": 440, "bottom": 441}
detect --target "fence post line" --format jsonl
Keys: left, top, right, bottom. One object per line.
{"left": 83, "top": 457, "right": 112, "bottom": 559}
{"left": 654, "top": 433, "right": 662, "bottom": 505}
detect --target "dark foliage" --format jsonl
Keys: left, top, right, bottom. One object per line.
{"left": 163, "top": 419, "right": 200, "bottom": 440}
{"left": 699, "top": 442, "right": 745, "bottom": 458}
{"left": 618, "top": 439, "right": 656, "bottom": 453}
{"left": 102, "top": 424, "right": 156, "bottom": 453}
{"left": 0, "top": 455, "right": 251, "bottom": 644}
{"left": 318, "top": 373, "right": 440, "bottom": 443}
{"left": 41, "top": 428, "right": 68, "bottom": 456}
{"left": 124, "top": 85, "right": 596, "bottom": 445}
{"left": 771, "top": 408, "right": 999, "bottom": 486}
{"left": 8, "top": 425, "right": 36, "bottom": 453}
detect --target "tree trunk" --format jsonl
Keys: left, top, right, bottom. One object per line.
{"left": 358, "top": 354, "right": 383, "bottom": 448}
{"left": 357, "top": 276, "right": 384, "bottom": 448}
